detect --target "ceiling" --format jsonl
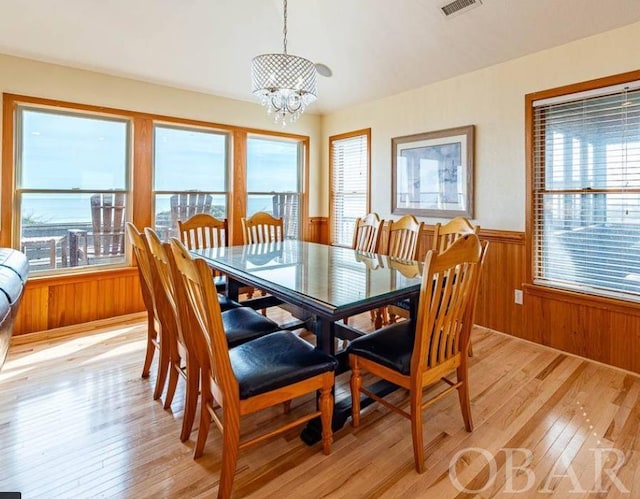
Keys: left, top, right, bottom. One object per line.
{"left": 1, "top": 0, "right": 640, "bottom": 115}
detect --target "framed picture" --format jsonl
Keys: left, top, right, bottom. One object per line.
{"left": 392, "top": 125, "right": 474, "bottom": 218}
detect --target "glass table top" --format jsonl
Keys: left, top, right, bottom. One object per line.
{"left": 191, "top": 240, "right": 423, "bottom": 313}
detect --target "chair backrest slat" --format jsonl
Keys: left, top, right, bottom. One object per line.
{"left": 178, "top": 213, "right": 228, "bottom": 250}
{"left": 145, "top": 228, "right": 186, "bottom": 359}
{"left": 352, "top": 213, "right": 382, "bottom": 253}
{"left": 432, "top": 217, "right": 479, "bottom": 254}
{"left": 241, "top": 212, "right": 284, "bottom": 244}
{"left": 387, "top": 215, "right": 423, "bottom": 260}
{"left": 412, "top": 234, "right": 487, "bottom": 374}
{"left": 125, "top": 222, "right": 155, "bottom": 316}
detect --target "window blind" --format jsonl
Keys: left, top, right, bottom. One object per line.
{"left": 330, "top": 132, "right": 369, "bottom": 247}
{"left": 532, "top": 83, "right": 640, "bottom": 301}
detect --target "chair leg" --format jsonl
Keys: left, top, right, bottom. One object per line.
{"left": 320, "top": 373, "right": 334, "bottom": 455}
{"left": 457, "top": 365, "right": 473, "bottom": 432}
{"left": 141, "top": 314, "right": 155, "bottom": 378}
{"left": 410, "top": 388, "right": 426, "bottom": 473}
{"left": 153, "top": 343, "right": 169, "bottom": 401}
{"left": 218, "top": 408, "right": 241, "bottom": 499}
{"left": 388, "top": 312, "right": 397, "bottom": 324}
{"left": 194, "top": 392, "right": 212, "bottom": 459}
{"left": 164, "top": 363, "right": 179, "bottom": 409}
{"left": 468, "top": 340, "right": 474, "bottom": 357}
{"left": 350, "top": 359, "right": 362, "bottom": 428}
{"left": 180, "top": 360, "right": 199, "bottom": 442}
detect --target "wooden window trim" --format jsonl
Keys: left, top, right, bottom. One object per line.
{"left": 1, "top": 93, "right": 311, "bottom": 274}
{"left": 524, "top": 69, "right": 640, "bottom": 303}
{"left": 328, "top": 128, "right": 371, "bottom": 246}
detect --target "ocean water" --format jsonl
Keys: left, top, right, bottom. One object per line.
{"left": 22, "top": 193, "right": 289, "bottom": 225}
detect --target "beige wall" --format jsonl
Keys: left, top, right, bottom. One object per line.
{"left": 321, "top": 21, "right": 640, "bottom": 231}
{"left": 0, "top": 53, "right": 323, "bottom": 216}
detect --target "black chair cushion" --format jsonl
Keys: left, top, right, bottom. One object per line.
{"left": 346, "top": 321, "right": 416, "bottom": 375}
{"left": 217, "top": 294, "right": 241, "bottom": 312}
{"left": 230, "top": 331, "right": 338, "bottom": 399}
{"left": 221, "top": 307, "right": 279, "bottom": 348}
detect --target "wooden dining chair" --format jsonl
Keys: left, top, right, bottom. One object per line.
{"left": 170, "top": 238, "right": 337, "bottom": 499}
{"left": 144, "top": 227, "right": 195, "bottom": 437}
{"left": 388, "top": 216, "right": 480, "bottom": 326}
{"left": 375, "top": 215, "right": 423, "bottom": 326}
{"left": 352, "top": 213, "right": 383, "bottom": 253}
{"left": 433, "top": 216, "right": 480, "bottom": 253}
{"left": 241, "top": 212, "right": 284, "bottom": 244}
{"left": 177, "top": 213, "right": 229, "bottom": 293}
{"left": 177, "top": 213, "right": 228, "bottom": 250}
{"left": 386, "top": 215, "right": 423, "bottom": 260}
{"left": 348, "top": 234, "right": 488, "bottom": 473}
{"left": 241, "top": 212, "right": 284, "bottom": 311}
{"left": 125, "top": 223, "right": 161, "bottom": 391}
{"left": 343, "top": 213, "right": 384, "bottom": 327}
{"left": 145, "top": 228, "right": 279, "bottom": 441}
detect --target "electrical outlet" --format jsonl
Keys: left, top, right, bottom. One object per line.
{"left": 514, "top": 289, "right": 523, "bottom": 305}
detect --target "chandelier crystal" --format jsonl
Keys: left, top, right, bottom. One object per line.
{"left": 251, "top": 0, "right": 317, "bottom": 125}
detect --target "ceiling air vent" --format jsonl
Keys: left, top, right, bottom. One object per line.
{"left": 440, "top": 0, "right": 482, "bottom": 17}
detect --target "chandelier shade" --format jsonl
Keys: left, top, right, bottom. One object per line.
{"left": 250, "top": 0, "right": 318, "bottom": 125}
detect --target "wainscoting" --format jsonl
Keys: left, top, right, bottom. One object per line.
{"left": 12, "top": 217, "right": 640, "bottom": 375}
{"left": 14, "top": 268, "right": 145, "bottom": 335}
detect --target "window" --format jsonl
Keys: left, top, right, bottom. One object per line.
{"left": 246, "top": 136, "right": 303, "bottom": 239}
{"left": 329, "top": 129, "right": 371, "bottom": 247}
{"left": 153, "top": 124, "right": 229, "bottom": 240}
{"left": 16, "top": 106, "right": 130, "bottom": 272}
{"left": 530, "top": 79, "right": 640, "bottom": 301}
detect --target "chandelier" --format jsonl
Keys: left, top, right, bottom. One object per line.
{"left": 251, "top": 0, "right": 317, "bottom": 125}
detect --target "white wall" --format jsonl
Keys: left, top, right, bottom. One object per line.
{"left": 321, "top": 21, "right": 640, "bottom": 231}
{"left": 0, "top": 53, "right": 323, "bottom": 215}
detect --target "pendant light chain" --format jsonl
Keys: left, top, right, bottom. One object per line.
{"left": 283, "top": 0, "right": 288, "bottom": 55}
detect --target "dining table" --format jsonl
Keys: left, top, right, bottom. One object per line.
{"left": 190, "top": 239, "right": 424, "bottom": 441}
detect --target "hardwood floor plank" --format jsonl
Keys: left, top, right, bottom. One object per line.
{"left": 2, "top": 315, "right": 639, "bottom": 497}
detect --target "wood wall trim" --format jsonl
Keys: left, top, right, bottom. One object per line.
{"left": 4, "top": 93, "right": 308, "bottom": 139}
{"left": 25, "top": 267, "right": 140, "bottom": 288}
{"left": 230, "top": 129, "right": 247, "bottom": 245}
{"left": 524, "top": 283, "right": 640, "bottom": 317}
{"left": 1, "top": 94, "right": 15, "bottom": 246}
{"left": 132, "top": 117, "right": 153, "bottom": 229}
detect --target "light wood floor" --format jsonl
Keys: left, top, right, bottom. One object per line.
{"left": 1, "top": 313, "right": 639, "bottom": 498}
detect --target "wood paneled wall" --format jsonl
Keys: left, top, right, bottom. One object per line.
{"left": 14, "top": 269, "right": 145, "bottom": 334}
{"left": 308, "top": 217, "right": 328, "bottom": 245}
{"left": 14, "top": 215, "right": 640, "bottom": 376}
{"left": 524, "top": 286, "right": 640, "bottom": 374}
{"left": 378, "top": 221, "right": 525, "bottom": 338}
{"left": 13, "top": 217, "right": 329, "bottom": 337}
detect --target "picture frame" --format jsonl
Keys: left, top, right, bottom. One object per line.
{"left": 391, "top": 125, "right": 474, "bottom": 218}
